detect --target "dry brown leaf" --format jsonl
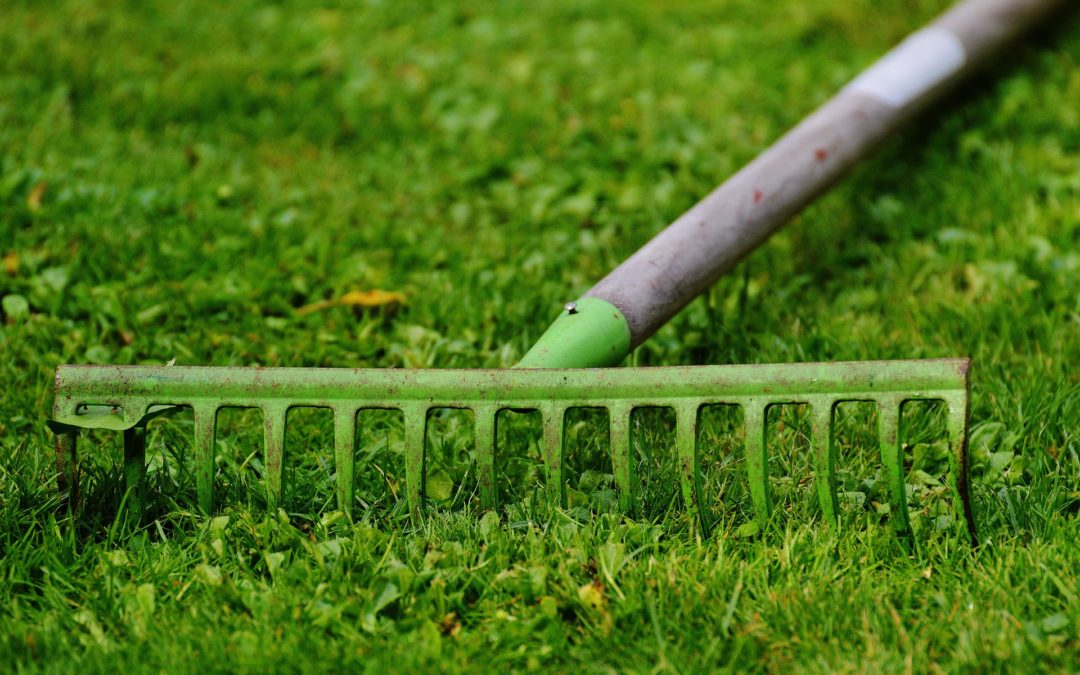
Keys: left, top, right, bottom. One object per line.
{"left": 27, "top": 181, "right": 46, "bottom": 211}
{"left": 577, "top": 581, "right": 612, "bottom": 635}
{"left": 2, "top": 252, "right": 17, "bottom": 276}
{"left": 438, "top": 612, "right": 462, "bottom": 638}
{"left": 296, "top": 289, "right": 406, "bottom": 316}
{"left": 338, "top": 289, "right": 406, "bottom": 307}
{"left": 295, "top": 299, "right": 335, "bottom": 316}
{"left": 577, "top": 581, "right": 606, "bottom": 610}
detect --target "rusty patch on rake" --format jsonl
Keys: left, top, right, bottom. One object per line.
{"left": 47, "top": 359, "right": 976, "bottom": 543}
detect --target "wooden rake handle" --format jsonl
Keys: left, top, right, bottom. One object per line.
{"left": 586, "top": 0, "right": 1067, "bottom": 349}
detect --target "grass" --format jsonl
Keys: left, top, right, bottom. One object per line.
{"left": 1, "top": 0, "right": 1078, "bottom": 671}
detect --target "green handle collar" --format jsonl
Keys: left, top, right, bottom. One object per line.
{"left": 515, "top": 297, "right": 631, "bottom": 368}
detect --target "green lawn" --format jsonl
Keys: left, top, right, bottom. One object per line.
{"left": 2, "top": 0, "right": 1078, "bottom": 671}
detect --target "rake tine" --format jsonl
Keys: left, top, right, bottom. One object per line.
{"left": 608, "top": 404, "right": 633, "bottom": 515}
{"left": 474, "top": 405, "right": 497, "bottom": 510}
{"left": 878, "top": 399, "right": 910, "bottom": 537}
{"left": 945, "top": 394, "right": 978, "bottom": 546}
{"left": 123, "top": 425, "right": 147, "bottom": 516}
{"left": 810, "top": 400, "right": 838, "bottom": 528}
{"left": 333, "top": 406, "right": 357, "bottom": 517}
{"left": 403, "top": 404, "right": 426, "bottom": 520}
{"left": 744, "top": 402, "right": 770, "bottom": 528}
{"left": 193, "top": 404, "right": 217, "bottom": 514}
{"left": 540, "top": 403, "right": 566, "bottom": 508}
{"left": 675, "top": 403, "right": 704, "bottom": 534}
{"left": 263, "top": 404, "right": 288, "bottom": 509}
{"left": 54, "top": 430, "right": 79, "bottom": 508}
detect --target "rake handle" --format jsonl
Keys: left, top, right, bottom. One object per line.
{"left": 586, "top": 0, "right": 1066, "bottom": 349}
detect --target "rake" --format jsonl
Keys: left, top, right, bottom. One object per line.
{"left": 48, "top": 0, "right": 1063, "bottom": 542}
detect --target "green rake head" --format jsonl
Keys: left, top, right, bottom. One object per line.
{"left": 48, "top": 358, "right": 976, "bottom": 543}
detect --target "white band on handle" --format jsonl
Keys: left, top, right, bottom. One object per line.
{"left": 843, "top": 27, "right": 967, "bottom": 108}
